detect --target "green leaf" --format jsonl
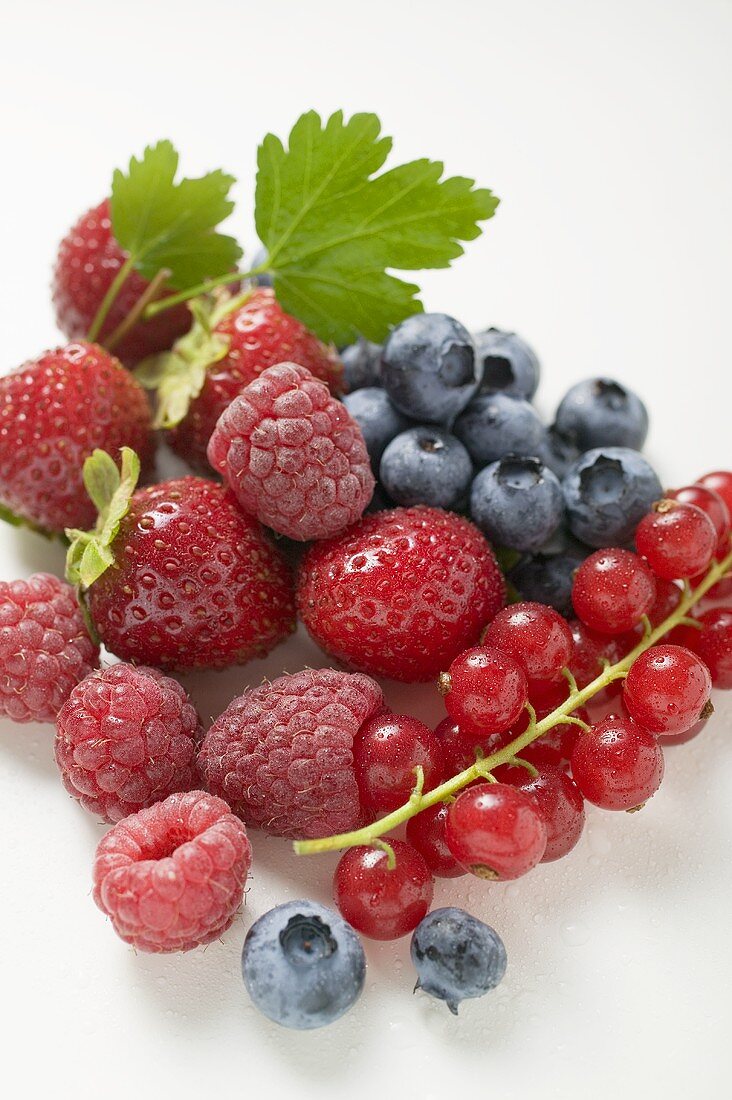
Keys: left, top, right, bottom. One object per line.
{"left": 255, "top": 110, "right": 499, "bottom": 345}
{"left": 110, "top": 141, "right": 242, "bottom": 290}
{"left": 65, "top": 448, "right": 141, "bottom": 588}
{"left": 135, "top": 293, "right": 246, "bottom": 428}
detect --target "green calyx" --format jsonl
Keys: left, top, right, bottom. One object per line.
{"left": 135, "top": 291, "right": 249, "bottom": 429}
{"left": 65, "top": 447, "right": 141, "bottom": 589}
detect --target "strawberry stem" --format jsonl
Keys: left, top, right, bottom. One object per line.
{"left": 294, "top": 542, "right": 732, "bottom": 857}
{"left": 142, "top": 264, "right": 268, "bottom": 320}
{"left": 86, "top": 256, "right": 136, "bottom": 343}
{"left": 104, "top": 268, "right": 171, "bottom": 352}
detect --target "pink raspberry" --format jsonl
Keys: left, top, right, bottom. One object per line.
{"left": 92, "top": 790, "right": 251, "bottom": 953}
{"left": 207, "top": 362, "right": 374, "bottom": 541}
{"left": 0, "top": 573, "right": 99, "bottom": 723}
{"left": 55, "top": 663, "right": 202, "bottom": 823}
{"left": 197, "top": 668, "right": 384, "bottom": 839}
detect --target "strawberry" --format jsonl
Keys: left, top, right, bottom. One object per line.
{"left": 0, "top": 342, "right": 153, "bottom": 533}
{"left": 66, "top": 449, "right": 295, "bottom": 670}
{"left": 52, "top": 200, "right": 195, "bottom": 366}
{"left": 136, "top": 288, "right": 343, "bottom": 471}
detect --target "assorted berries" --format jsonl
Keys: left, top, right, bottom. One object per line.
{"left": 208, "top": 361, "right": 374, "bottom": 541}
{"left": 2, "top": 164, "right": 732, "bottom": 1030}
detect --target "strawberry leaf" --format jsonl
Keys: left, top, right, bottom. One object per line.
{"left": 254, "top": 110, "right": 499, "bottom": 345}
{"left": 110, "top": 141, "right": 242, "bottom": 289}
{"left": 65, "top": 448, "right": 141, "bottom": 589}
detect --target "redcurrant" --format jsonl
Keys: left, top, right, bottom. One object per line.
{"left": 482, "top": 601, "right": 574, "bottom": 682}
{"left": 572, "top": 548, "right": 656, "bottom": 634}
{"left": 667, "top": 484, "right": 731, "bottom": 552}
{"left": 635, "top": 500, "right": 717, "bottom": 579}
{"left": 354, "top": 713, "right": 445, "bottom": 812}
{"left": 696, "top": 471, "right": 732, "bottom": 517}
{"left": 405, "top": 803, "right": 465, "bottom": 877}
{"left": 647, "top": 577, "right": 682, "bottom": 626}
{"left": 433, "top": 718, "right": 509, "bottom": 774}
{"left": 686, "top": 608, "right": 732, "bottom": 688}
{"left": 570, "top": 714, "right": 664, "bottom": 810}
{"left": 445, "top": 782, "right": 547, "bottom": 879}
{"left": 439, "top": 646, "right": 528, "bottom": 739}
{"left": 497, "top": 764, "right": 585, "bottom": 861}
{"left": 623, "top": 644, "right": 713, "bottom": 737}
{"left": 333, "top": 840, "right": 433, "bottom": 940}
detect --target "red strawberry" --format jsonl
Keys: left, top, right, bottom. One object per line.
{"left": 66, "top": 449, "right": 295, "bottom": 670}
{"left": 52, "top": 200, "right": 194, "bottom": 366}
{"left": 0, "top": 342, "right": 153, "bottom": 533}
{"left": 136, "top": 289, "right": 343, "bottom": 471}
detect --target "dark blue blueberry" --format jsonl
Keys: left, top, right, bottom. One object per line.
{"left": 379, "top": 427, "right": 473, "bottom": 509}
{"left": 341, "top": 338, "right": 383, "bottom": 391}
{"left": 242, "top": 900, "right": 366, "bottom": 1030}
{"left": 470, "top": 455, "right": 564, "bottom": 552}
{"left": 554, "top": 377, "right": 649, "bottom": 451}
{"left": 474, "top": 328, "right": 540, "bottom": 399}
{"left": 537, "top": 425, "right": 581, "bottom": 481}
{"left": 509, "top": 552, "right": 584, "bottom": 617}
{"left": 248, "top": 244, "right": 273, "bottom": 288}
{"left": 411, "top": 907, "right": 507, "bottom": 1015}
{"left": 342, "top": 388, "right": 410, "bottom": 468}
{"left": 562, "top": 447, "right": 662, "bottom": 548}
{"left": 454, "top": 393, "right": 544, "bottom": 468}
{"left": 381, "top": 313, "right": 481, "bottom": 425}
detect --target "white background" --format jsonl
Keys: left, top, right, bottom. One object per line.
{"left": 1, "top": 1, "right": 731, "bottom": 1097}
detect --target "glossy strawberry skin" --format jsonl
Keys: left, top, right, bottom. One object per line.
{"left": 169, "top": 289, "right": 343, "bottom": 470}
{"left": 52, "top": 200, "right": 193, "bottom": 366}
{"left": 87, "top": 477, "right": 296, "bottom": 670}
{"left": 0, "top": 342, "right": 153, "bottom": 532}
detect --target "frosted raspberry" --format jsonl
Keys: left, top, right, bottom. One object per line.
{"left": 297, "top": 507, "right": 506, "bottom": 682}
{"left": 207, "top": 362, "right": 374, "bottom": 541}
{"left": 0, "top": 573, "right": 99, "bottom": 723}
{"left": 55, "top": 664, "right": 202, "bottom": 823}
{"left": 197, "top": 669, "right": 384, "bottom": 839}
{"left": 92, "top": 790, "right": 251, "bottom": 953}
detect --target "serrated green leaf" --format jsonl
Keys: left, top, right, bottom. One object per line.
{"left": 255, "top": 110, "right": 498, "bottom": 345}
{"left": 110, "top": 140, "right": 242, "bottom": 289}
{"left": 65, "top": 448, "right": 141, "bottom": 589}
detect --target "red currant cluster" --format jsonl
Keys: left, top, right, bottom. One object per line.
{"left": 301, "top": 471, "right": 732, "bottom": 943}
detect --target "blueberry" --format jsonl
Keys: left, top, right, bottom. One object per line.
{"left": 537, "top": 425, "right": 581, "bottom": 481}
{"left": 554, "top": 377, "right": 649, "bottom": 451}
{"left": 410, "top": 907, "right": 507, "bottom": 1015}
{"left": 562, "top": 447, "right": 662, "bottom": 548}
{"left": 341, "top": 338, "right": 383, "bottom": 391}
{"left": 381, "top": 313, "right": 481, "bottom": 425}
{"left": 509, "top": 552, "right": 584, "bottom": 617}
{"left": 342, "top": 388, "right": 410, "bottom": 468}
{"left": 454, "top": 393, "right": 544, "bottom": 468}
{"left": 470, "top": 455, "right": 564, "bottom": 552}
{"left": 380, "top": 427, "right": 473, "bottom": 509}
{"left": 248, "top": 244, "right": 273, "bottom": 288}
{"left": 474, "top": 328, "right": 540, "bottom": 399}
{"left": 242, "top": 900, "right": 366, "bottom": 1030}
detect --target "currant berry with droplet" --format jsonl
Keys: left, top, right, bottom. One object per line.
{"left": 668, "top": 484, "right": 731, "bottom": 552}
{"left": 623, "top": 644, "right": 713, "bottom": 737}
{"left": 445, "top": 782, "right": 547, "bottom": 879}
{"left": 572, "top": 549, "right": 657, "bottom": 635}
{"left": 406, "top": 803, "right": 465, "bottom": 878}
{"left": 333, "top": 840, "right": 434, "bottom": 940}
{"left": 570, "top": 715, "right": 664, "bottom": 810}
{"left": 497, "top": 764, "right": 586, "bottom": 861}
{"left": 635, "top": 500, "right": 717, "bottom": 579}
{"left": 685, "top": 608, "right": 732, "bottom": 689}
{"left": 354, "top": 713, "right": 445, "bottom": 812}
{"left": 438, "top": 646, "right": 528, "bottom": 739}
{"left": 481, "top": 601, "right": 574, "bottom": 682}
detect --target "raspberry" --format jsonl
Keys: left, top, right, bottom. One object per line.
{"left": 297, "top": 506, "right": 506, "bottom": 682}
{"left": 0, "top": 574, "right": 99, "bottom": 723}
{"left": 52, "top": 200, "right": 193, "bottom": 366}
{"left": 197, "top": 669, "right": 384, "bottom": 839}
{"left": 207, "top": 362, "right": 374, "bottom": 541}
{"left": 55, "top": 664, "right": 202, "bottom": 823}
{"left": 92, "top": 790, "right": 251, "bottom": 953}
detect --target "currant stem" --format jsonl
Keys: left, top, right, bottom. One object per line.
{"left": 142, "top": 265, "right": 267, "bottom": 320}
{"left": 293, "top": 544, "right": 732, "bottom": 857}
{"left": 86, "top": 256, "right": 136, "bottom": 342}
